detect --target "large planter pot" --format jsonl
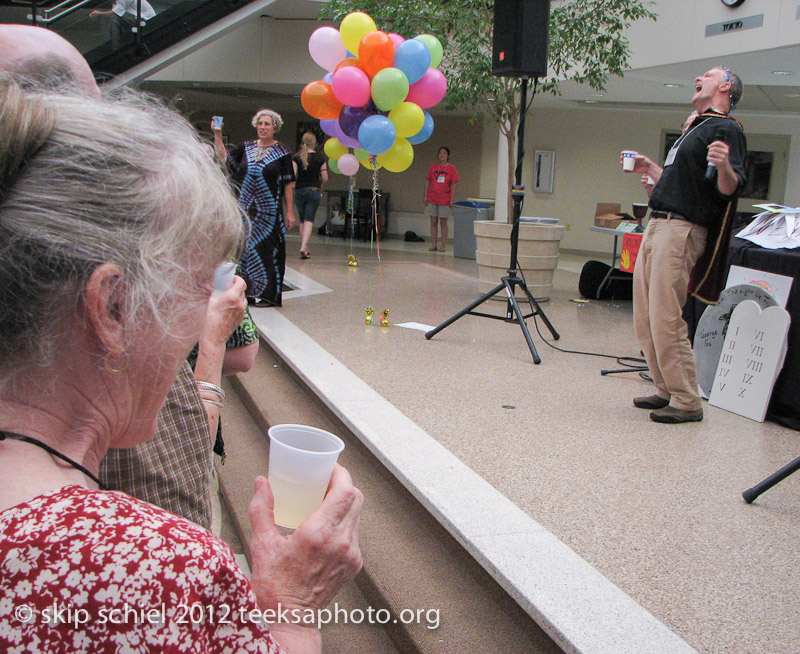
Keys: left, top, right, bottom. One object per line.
{"left": 474, "top": 219, "right": 565, "bottom": 301}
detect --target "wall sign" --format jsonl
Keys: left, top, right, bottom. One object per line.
{"left": 705, "top": 13, "right": 763, "bottom": 37}
{"left": 533, "top": 150, "right": 555, "bottom": 193}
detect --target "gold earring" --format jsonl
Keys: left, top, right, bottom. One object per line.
{"left": 104, "top": 350, "right": 129, "bottom": 373}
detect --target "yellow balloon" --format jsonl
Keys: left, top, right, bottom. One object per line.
{"left": 388, "top": 102, "right": 425, "bottom": 138}
{"left": 340, "top": 12, "right": 376, "bottom": 54}
{"left": 377, "top": 138, "right": 414, "bottom": 173}
{"left": 323, "top": 138, "right": 348, "bottom": 160}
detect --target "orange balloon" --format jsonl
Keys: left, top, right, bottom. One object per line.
{"left": 301, "top": 80, "right": 343, "bottom": 120}
{"left": 335, "top": 58, "right": 371, "bottom": 77}
{"left": 358, "top": 30, "right": 395, "bottom": 77}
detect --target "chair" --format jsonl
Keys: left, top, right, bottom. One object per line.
{"left": 344, "top": 188, "right": 376, "bottom": 241}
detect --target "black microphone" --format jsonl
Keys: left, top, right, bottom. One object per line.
{"left": 705, "top": 130, "right": 725, "bottom": 181}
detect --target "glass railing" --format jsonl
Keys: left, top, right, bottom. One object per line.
{"left": 0, "top": 0, "right": 257, "bottom": 80}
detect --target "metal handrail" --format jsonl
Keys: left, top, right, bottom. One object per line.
{"left": 27, "top": 0, "right": 95, "bottom": 24}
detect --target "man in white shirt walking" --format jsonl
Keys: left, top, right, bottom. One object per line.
{"left": 91, "top": 0, "right": 157, "bottom": 49}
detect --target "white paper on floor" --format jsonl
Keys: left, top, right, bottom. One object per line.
{"left": 395, "top": 322, "right": 436, "bottom": 332}
{"left": 709, "top": 300, "right": 790, "bottom": 422}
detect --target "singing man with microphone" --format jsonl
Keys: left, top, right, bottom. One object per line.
{"left": 621, "top": 67, "right": 746, "bottom": 424}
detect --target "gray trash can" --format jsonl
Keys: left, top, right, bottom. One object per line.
{"left": 453, "top": 201, "right": 491, "bottom": 259}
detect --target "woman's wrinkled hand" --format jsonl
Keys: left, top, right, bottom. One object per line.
{"left": 247, "top": 464, "right": 363, "bottom": 616}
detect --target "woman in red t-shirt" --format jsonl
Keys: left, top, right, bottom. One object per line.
{"left": 424, "top": 146, "right": 460, "bottom": 252}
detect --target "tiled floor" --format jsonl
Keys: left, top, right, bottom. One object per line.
{"left": 260, "top": 230, "right": 800, "bottom": 654}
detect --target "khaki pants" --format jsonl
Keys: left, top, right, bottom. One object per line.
{"left": 633, "top": 217, "right": 707, "bottom": 411}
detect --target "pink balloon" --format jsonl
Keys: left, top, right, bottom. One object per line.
{"left": 405, "top": 68, "right": 447, "bottom": 109}
{"left": 308, "top": 26, "right": 347, "bottom": 72}
{"left": 387, "top": 33, "right": 405, "bottom": 50}
{"left": 331, "top": 66, "right": 371, "bottom": 107}
{"left": 338, "top": 153, "right": 360, "bottom": 176}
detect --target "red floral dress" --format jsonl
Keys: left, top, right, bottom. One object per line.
{"left": 0, "top": 485, "right": 283, "bottom": 653}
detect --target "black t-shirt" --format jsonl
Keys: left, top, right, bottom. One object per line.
{"left": 649, "top": 114, "right": 747, "bottom": 228}
{"left": 293, "top": 151, "right": 326, "bottom": 190}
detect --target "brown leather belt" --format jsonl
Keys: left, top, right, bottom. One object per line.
{"left": 650, "top": 210, "right": 687, "bottom": 220}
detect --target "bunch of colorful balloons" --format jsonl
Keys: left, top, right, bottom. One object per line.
{"left": 302, "top": 12, "right": 446, "bottom": 175}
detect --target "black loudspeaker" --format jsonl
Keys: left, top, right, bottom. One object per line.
{"left": 578, "top": 260, "right": 633, "bottom": 300}
{"left": 492, "top": 0, "right": 550, "bottom": 78}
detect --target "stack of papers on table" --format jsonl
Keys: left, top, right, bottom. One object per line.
{"left": 735, "top": 204, "right": 800, "bottom": 249}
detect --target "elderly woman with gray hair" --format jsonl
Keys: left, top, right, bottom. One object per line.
{"left": 0, "top": 77, "right": 362, "bottom": 653}
{"left": 213, "top": 108, "right": 295, "bottom": 307}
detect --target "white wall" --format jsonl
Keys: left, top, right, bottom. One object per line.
{"left": 517, "top": 104, "right": 799, "bottom": 254}
{"left": 624, "top": 0, "right": 800, "bottom": 68}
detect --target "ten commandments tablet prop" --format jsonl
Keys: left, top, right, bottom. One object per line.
{"left": 709, "top": 300, "right": 790, "bottom": 422}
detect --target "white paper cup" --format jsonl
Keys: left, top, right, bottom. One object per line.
{"left": 213, "top": 262, "right": 236, "bottom": 297}
{"left": 212, "top": 115, "right": 224, "bottom": 130}
{"left": 267, "top": 424, "right": 345, "bottom": 529}
{"left": 622, "top": 150, "right": 637, "bottom": 172}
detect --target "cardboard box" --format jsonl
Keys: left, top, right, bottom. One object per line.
{"left": 594, "top": 202, "right": 621, "bottom": 228}
{"left": 593, "top": 203, "right": 637, "bottom": 228}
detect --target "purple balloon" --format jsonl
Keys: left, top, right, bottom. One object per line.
{"left": 322, "top": 72, "right": 334, "bottom": 84}
{"left": 334, "top": 121, "right": 361, "bottom": 149}
{"left": 320, "top": 118, "right": 338, "bottom": 137}
{"left": 339, "top": 105, "right": 374, "bottom": 139}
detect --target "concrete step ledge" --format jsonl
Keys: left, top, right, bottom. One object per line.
{"left": 221, "top": 342, "right": 555, "bottom": 653}
{"left": 248, "top": 307, "right": 698, "bottom": 654}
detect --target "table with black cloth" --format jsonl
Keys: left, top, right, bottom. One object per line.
{"left": 684, "top": 237, "right": 800, "bottom": 430}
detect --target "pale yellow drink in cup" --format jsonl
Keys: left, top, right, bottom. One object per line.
{"left": 622, "top": 150, "right": 637, "bottom": 172}
{"left": 267, "top": 424, "right": 345, "bottom": 529}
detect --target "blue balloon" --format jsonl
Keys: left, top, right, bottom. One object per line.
{"left": 407, "top": 111, "right": 434, "bottom": 145}
{"left": 394, "top": 39, "right": 431, "bottom": 85}
{"left": 358, "top": 115, "right": 396, "bottom": 155}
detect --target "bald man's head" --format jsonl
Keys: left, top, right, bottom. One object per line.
{"left": 0, "top": 24, "right": 99, "bottom": 96}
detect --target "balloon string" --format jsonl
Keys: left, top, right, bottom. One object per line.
{"left": 371, "top": 164, "right": 381, "bottom": 261}
{"left": 347, "top": 176, "right": 356, "bottom": 253}
{"left": 370, "top": 162, "right": 386, "bottom": 310}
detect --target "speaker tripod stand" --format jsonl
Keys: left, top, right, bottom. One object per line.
{"left": 742, "top": 455, "right": 800, "bottom": 503}
{"left": 425, "top": 78, "right": 559, "bottom": 363}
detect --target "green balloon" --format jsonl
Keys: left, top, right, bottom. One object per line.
{"left": 415, "top": 34, "right": 443, "bottom": 69}
{"left": 328, "top": 157, "right": 341, "bottom": 175}
{"left": 371, "top": 67, "right": 410, "bottom": 112}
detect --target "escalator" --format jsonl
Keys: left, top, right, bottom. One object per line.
{"left": 0, "top": 0, "right": 271, "bottom": 83}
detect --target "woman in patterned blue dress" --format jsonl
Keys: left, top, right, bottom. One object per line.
{"left": 213, "top": 109, "right": 295, "bottom": 306}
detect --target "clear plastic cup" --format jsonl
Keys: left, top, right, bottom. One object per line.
{"left": 622, "top": 150, "right": 637, "bottom": 172}
{"left": 212, "top": 115, "right": 224, "bottom": 130}
{"left": 213, "top": 262, "right": 236, "bottom": 297}
{"left": 267, "top": 424, "right": 345, "bottom": 529}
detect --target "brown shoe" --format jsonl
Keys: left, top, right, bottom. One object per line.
{"left": 633, "top": 394, "right": 669, "bottom": 410}
{"left": 650, "top": 406, "right": 703, "bottom": 423}
{"left": 428, "top": 245, "right": 438, "bottom": 251}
